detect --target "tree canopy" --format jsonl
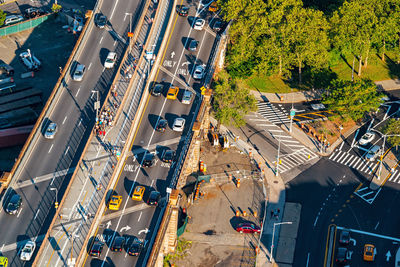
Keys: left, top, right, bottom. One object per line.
{"left": 0, "top": 10, "right": 6, "bottom": 27}
{"left": 383, "top": 118, "right": 400, "bottom": 147}
{"left": 323, "top": 79, "right": 383, "bottom": 121}
{"left": 212, "top": 70, "right": 257, "bottom": 127}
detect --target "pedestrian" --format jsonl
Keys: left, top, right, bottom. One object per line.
{"left": 270, "top": 210, "right": 274, "bottom": 218}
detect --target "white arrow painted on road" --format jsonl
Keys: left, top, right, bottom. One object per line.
{"left": 171, "top": 51, "right": 175, "bottom": 59}
{"left": 138, "top": 228, "right": 150, "bottom": 235}
{"left": 120, "top": 225, "right": 131, "bottom": 232}
{"left": 386, "top": 250, "right": 391, "bottom": 261}
{"left": 106, "top": 221, "right": 112, "bottom": 229}
{"left": 350, "top": 238, "right": 356, "bottom": 246}
{"left": 181, "top": 61, "right": 190, "bottom": 66}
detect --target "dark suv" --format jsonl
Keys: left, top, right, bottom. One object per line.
{"left": 147, "top": 191, "right": 161, "bottom": 206}
{"left": 143, "top": 153, "right": 156, "bottom": 167}
{"left": 24, "top": 8, "right": 46, "bottom": 19}
{"left": 6, "top": 194, "right": 22, "bottom": 215}
{"left": 111, "top": 236, "right": 125, "bottom": 252}
{"left": 89, "top": 241, "right": 104, "bottom": 257}
{"left": 151, "top": 83, "right": 163, "bottom": 96}
{"left": 128, "top": 240, "right": 143, "bottom": 256}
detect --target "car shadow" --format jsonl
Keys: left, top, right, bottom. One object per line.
{"left": 148, "top": 113, "right": 162, "bottom": 129}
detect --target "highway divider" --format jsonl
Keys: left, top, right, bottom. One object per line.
{"left": 0, "top": 2, "right": 101, "bottom": 196}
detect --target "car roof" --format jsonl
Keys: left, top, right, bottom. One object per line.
{"left": 145, "top": 153, "right": 155, "bottom": 159}
{"left": 107, "top": 52, "right": 116, "bottom": 58}
{"left": 11, "top": 194, "right": 21, "bottom": 201}
{"left": 135, "top": 186, "right": 144, "bottom": 192}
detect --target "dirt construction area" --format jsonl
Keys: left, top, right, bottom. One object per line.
{"left": 173, "top": 141, "right": 267, "bottom": 267}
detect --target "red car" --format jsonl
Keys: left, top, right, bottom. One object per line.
{"left": 236, "top": 223, "right": 261, "bottom": 234}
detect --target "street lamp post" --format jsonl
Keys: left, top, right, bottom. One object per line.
{"left": 91, "top": 90, "right": 100, "bottom": 123}
{"left": 276, "top": 136, "right": 281, "bottom": 176}
{"left": 270, "top": 221, "right": 292, "bottom": 263}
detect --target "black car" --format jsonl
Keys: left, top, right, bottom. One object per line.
{"left": 336, "top": 247, "right": 349, "bottom": 265}
{"left": 6, "top": 194, "right": 22, "bottom": 215}
{"left": 111, "top": 236, "right": 125, "bottom": 252}
{"left": 161, "top": 150, "right": 175, "bottom": 163}
{"left": 24, "top": 7, "right": 46, "bottom": 19}
{"left": 188, "top": 39, "right": 199, "bottom": 51}
{"left": 339, "top": 230, "right": 350, "bottom": 245}
{"left": 151, "top": 83, "right": 163, "bottom": 96}
{"left": 89, "top": 241, "right": 104, "bottom": 257}
{"left": 95, "top": 13, "right": 107, "bottom": 28}
{"left": 128, "top": 240, "right": 143, "bottom": 256}
{"left": 212, "top": 19, "right": 222, "bottom": 32}
{"left": 147, "top": 191, "right": 161, "bottom": 206}
{"left": 176, "top": 5, "right": 189, "bottom": 16}
{"left": 156, "top": 119, "right": 168, "bottom": 132}
{"left": 143, "top": 153, "right": 156, "bottom": 167}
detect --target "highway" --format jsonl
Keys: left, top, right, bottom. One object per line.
{"left": 83, "top": 0, "right": 221, "bottom": 266}
{"left": 0, "top": 0, "right": 141, "bottom": 265}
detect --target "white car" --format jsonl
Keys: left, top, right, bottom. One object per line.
{"left": 359, "top": 132, "right": 375, "bottom": 146}
{"left": 182, "top": 90, "right": 193, "bottom": 104}
{"left": 193, "top": 65, "right": 205, "bottom": 80}
{"left": 310, "top": 103, "right": 326, "bottom": 111}
{"left": 193, "top": 18, "right": 205, "bottom": 30}
{"left": 20, "top": 240, "right": 36, "bottom": 261}
{"left": 104, "top": 51, "right": 117, "bottom": 68}
{"left": 72, "top": 63, "right": 85, "bottom": 81}
{"left": 172, "top": 118, "right": 186, "bottom": 132}
{"left": 44, "top": 122, "right": 57, "bottom": 139}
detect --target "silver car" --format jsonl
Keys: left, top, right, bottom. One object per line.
{"left": 182, "top": 90, "right": 193, "bottom": 104}
{"left": 45, "top": 122, "right": 57, "bottom": 139}
{"left": 193, "top": 65, "right": 205, "bottom": 80}
{"left": 365, "top": 145, "right": 381, "bottom": 161}
{"left": 172, "top": 118, "right": 185, "bottom": 132}
{"left": 73, "top": 63, "right": 85, "bottom": 81}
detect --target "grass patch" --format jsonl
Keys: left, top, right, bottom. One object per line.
{"left": 245, "top": 51, "right": 400, "bottom": 93}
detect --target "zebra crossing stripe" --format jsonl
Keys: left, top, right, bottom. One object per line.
{"left": 336, "top": 152, "right": 348, "bottom": 163}
{"left": 393, "top": 172, "right": 400, "bottom": 183}
{"left": 353, "top": 158, "right": 364, "bottom": 169}
{"left": 331, "top": 151, "right": 343, "bottom": 161}
{"left": 389, "top": 170, "right": 398, "bottom": 181}
{"left": 359, "top": 162, "right": 370, "bottom": 172}
{"left": 344, "top": 154, "right": 355, "bottom": 165}
{"left": 348, "top": 156, "right": 359, "bottom": 167}
{"left": 340, "top": 154, "right": 351, "bottom": 164}
{"left": 329, "top": 152, "right": 337, "bottom": 160}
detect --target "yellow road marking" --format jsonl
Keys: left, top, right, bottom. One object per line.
{"left": 46, "top": 226, "right": 72, "bottom": 267}
{"left": 354, "top": 183, "right": 363, "bottom": 193}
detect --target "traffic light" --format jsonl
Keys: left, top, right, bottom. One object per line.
{"left": 55, "top": 202, "right": 59, "bottom": 209}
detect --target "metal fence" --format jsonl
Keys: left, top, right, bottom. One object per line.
{"left": 0, "top": 14, "right": 53, "bottom": 36}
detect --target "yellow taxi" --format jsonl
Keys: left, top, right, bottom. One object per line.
{"left": 363, "top": 244, "right": 376, "bottom": 262}
{"left": 209, "top": 2, "right": 218, "bottom": 12}
{"left": 0, "top": 256, "right": 8, "bottom": 267}
{"left": 108, "top": 195, "right": 122, "bottom": 210}
{"left": 132, "top": 186, "right": 145, "bottom": 201}
{"left": 166, "top": 86, "right": 179, "bottom": 100}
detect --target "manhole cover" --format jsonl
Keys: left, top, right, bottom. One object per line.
{"left": 203, "top": 230, "right": 216, "bottom": 235}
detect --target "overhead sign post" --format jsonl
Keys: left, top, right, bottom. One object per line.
{"left": 145, "top": 51, "right": 153, "bottom": 60}
{"left": 289, "top": 108, "right": 296, "bottom": 133}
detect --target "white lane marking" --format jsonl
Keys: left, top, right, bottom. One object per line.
{"left": 150, "top": 179, "right": 154, "bottom": 187}
{"left": 64, "top": 146, "right": 70, "bottom": 155}
{"left": 75, "top": 87, "right": 81, "bottom": 97}
{"left": 313, "top": 214, "right": 319, "bottom": 227}
{"left": 48, "top": 144, "right": 54, "bottom": 154}
{"left": 113, "top": 40, "right": 117, "bottom": 47}
{"left": 62, "top": 116, "right": 68, "bottom": 125}
{"left": 78, "top": 118, "right": 82, "bottom": 126}
{"left": 88, "top": 62, "right": 92, "bottom": 70}
{"left": 306, "top": 253, "right": 310, "bottom": 267}
{"left": 375, "top": 222, "right": 380, "bottom": 230}
{"left": 102, "top": 67, "right": 105, "bottom": 72}
{"left": 17, "top": 208, "right": 23, "bottom": 218}
{"left": 100, "top": 36, "right": 104, "bottom": 44}
{"left": 337, "top": 226, "right": 400, "bottom": 242}
{"left": 349, "top": 129, "right": 359, "bottom": 150}
{"left": 138, "top": 211, "right": 142, "bottom": 222}
{"left": 109, "top": 0, "right": 120, "bottom": 19}
{"left": 339, "top": 141, "right": 345, "bottom": 150}
{"left": 0, "top": 244, "right": 4, "bottom": 252}
{"left": 34, "top": 209, "right": 40, "bottom": 220}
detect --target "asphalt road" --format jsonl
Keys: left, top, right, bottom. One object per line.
{"left": 287, "top": 158, "right": 400, "bottom": 267}
{"left": 82, "top": 1, "right": 220, "bottom": 266}
{"left": 0, "top": 0, "right": 140, "bottom": 265}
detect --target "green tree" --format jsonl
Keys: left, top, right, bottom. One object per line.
{"left": 323, "top": 79, "right": 383, "bottom": 121}
{"left": 0, "top": 10, "right": 6, "bottom": 27}
{"left": 330, "top": 0, "right": 378, "bottom": 77}
{"left": 213, "top": 70, "right": 257, "bottom": 127}
{"left": 285, "top": 5, "right": 330, "bottom": 84}
{"left": 383, "top": 119, "right": 400, "bottom": 147}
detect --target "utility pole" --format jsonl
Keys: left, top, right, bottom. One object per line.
{"left": 50, "top": 187, "right": 58, "bottom": 209}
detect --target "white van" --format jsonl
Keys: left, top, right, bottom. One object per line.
{"left": 4, "top": 15, "right": 24, "bottom": 26}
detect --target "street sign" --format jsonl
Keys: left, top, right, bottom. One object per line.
{"left": 127, "top": 32, "right": 133, "bottom": 37}
{"left": 166, "top": 187, "right": 172, "bottom": 194}
{"left": 145, "top": 51, "right": 153, "bottom": 60}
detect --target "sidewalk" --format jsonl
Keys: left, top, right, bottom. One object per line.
{"left": 370, "top": 153, "right": 399, "bottom": 190}
{"left": 34, "top": 0, "right": 162, "bottom": 265}
{"left": 210, "top": 117, "right": 288, "bottom": 266}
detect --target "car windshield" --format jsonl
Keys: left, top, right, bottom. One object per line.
{"left": 106, "top": 58, "right": 114, "bottom": 63}
{"left": 75, "top": 70, "right": 83, "bottom": 75}
{"left": 22, "top": 246, "right": 32, "bottom": 252}
{"left": 365, "top": 250, "right": 373, "bottom": 256}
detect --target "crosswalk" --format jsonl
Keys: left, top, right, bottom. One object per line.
{"left": 257, "top": 101, "right": 291, "bottom": 125}
{"left": 386, "top": 169, "right": 400, "bottom": 184}
{"left": 354, "top": 185, "right": 381, "bottom": 204}
{"left": 246, "top": 108, "right": 318, "bottom": 174}
{"left": 328, "top": 150, "right": 379, "bottom": 175}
